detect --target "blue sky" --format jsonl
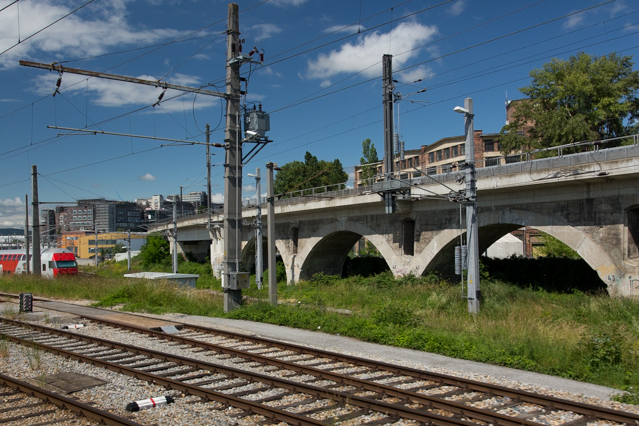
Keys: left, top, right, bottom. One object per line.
{"left": 1, "top": 0, "right": 637, "bottom": 228}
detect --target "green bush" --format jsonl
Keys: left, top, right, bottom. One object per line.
{"left": 481, "top": 256, "right": 606, "bottom": 293}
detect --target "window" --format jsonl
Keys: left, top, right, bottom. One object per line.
{"left": 485, "top": 157, "right": 500, "bottom": 167}
{"left": 428, "top": 152, "right": 434, "bottom": 163}
{"left": 73, "top": 210, "right": 77, "bottom": 214}
{"left": 414, "top": 157, "right": 420, "bottom": 166}
{"left": 427, "top": 166, "right": 437, "bottom": 175}
{"left": 443, "top": 148, "right": 450, "bottom": 159}
{"left": 506, "top": 155, "right": 522, "bottom": 164}
{"left": 436, "top": 150, "right": 443, "bottom": 161}
{"left": 42, "top": 263, "right": 46, "bottom": 272}
{"left": 460, "top": 144, "right": 465, "bottom": 156}
{"left": 73, "top": 216, "right": 77, "bottom": 221}
{"left": 484, "top": 141, "right": 497, "bottom": 152}
{"left": 407, "top": 158, "right": 413, "bottom": 168}
{"left": 452, "top": 146, "right": 458, "bottom": 157}
{"left": 441, "top": 163, "right": 453, "bottom": 173}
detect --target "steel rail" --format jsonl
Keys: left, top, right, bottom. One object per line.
{"left": 64, "top": 306, "right": 639, "bottom": 426}
{"left": 0, "top": 318, "right": 483, "bottom": 426}
{"left": 76, "top": 315, "right": 543, "bottom": 426}
{"left": 0, "top": 373, "right": 142, "bottom": 426}
{"left": 3, "top": 295, "right": 638, "bottom": 425}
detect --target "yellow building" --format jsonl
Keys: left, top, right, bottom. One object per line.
{"left": 76, "top": 232, "right": 146, "bottom": 259}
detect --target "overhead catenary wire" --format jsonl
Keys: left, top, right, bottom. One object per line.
{"left": 2, "top": 0, "right": 636, "bottom": 197}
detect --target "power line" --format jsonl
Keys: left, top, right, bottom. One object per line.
{"left": 0, "top": 0, "right": 98, "bottom": 57}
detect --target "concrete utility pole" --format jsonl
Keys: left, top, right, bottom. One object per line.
{"left": 223, "top": 3, "right": 243, "bottom": 312}
{"left": 455, "top": 97, "right": 480, "bottom": 314}
{"left": 31, "top": 165, "right": 41, "bottom": 275}
{"left": 206, "top": 123, "right": 212, "bottom": 229}
{"left": 127, "top": 229, "right": 131, "bottom": 271}
{"left": 266, "top": 162, "right": 277, "bottom": 306}
{"left": 172, "top": 203, "right": 178, "bottom": 274}
{"left": 248, "top": 168, "right": 263, "bottom": 289}
{"left": 24, "top": 194, "right": 30, "bottom": 274}
{"left": 382, "top": 54, "right": 395, "bottom": 214}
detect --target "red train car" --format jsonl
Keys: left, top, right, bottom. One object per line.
{"left": 0, "top": 248, "right": 78, "bottom": 278}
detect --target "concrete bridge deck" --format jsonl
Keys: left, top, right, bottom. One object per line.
{"left": 150, "top": 144, "right": 639, "bottom": 296}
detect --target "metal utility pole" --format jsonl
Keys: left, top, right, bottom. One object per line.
{"left": 223, "top": 3, "right": 243, "bottom": 312}
{"left": 31, "top": 165, "right": 41, "bottom": 275}
{"left": 382, "top": 54, "right": 395, "bottom": 214}
{"left": 248, "top": 168, "right": 263, "bottom": 289}
{"left": 456, "top": 97, "right": 480, "bottom": 314}
{"left": 172, "top": 203, "right": 178, "bottom": 274}
{"left": 24, "top": 194, "right": 30, "bottom": 274}
{"left": 266, "top": 162, "right": 277, "bottom": 306}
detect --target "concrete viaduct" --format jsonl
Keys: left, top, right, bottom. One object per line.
{"left": 150, "top": 144, "right": 639, "bottom": 297}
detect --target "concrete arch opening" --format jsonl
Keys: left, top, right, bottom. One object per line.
{"left": 299, "top": 231, "right": 362, "bottom": 280}
{"left": 294, "top": 221, "right": 396, "bottom": 282}
{"left": 240, "top": 237, "right": 267, "bottom": 275}
{"left": 417, "top": 209, "right": 614, "bottom": 292}
{"left": 425, "top": 224, "right": 522, "bottom": 276}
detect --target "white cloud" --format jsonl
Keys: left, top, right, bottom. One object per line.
{"left": 398, "top": 66, "right": 434, "bottom": 84}
{"left": 306, "top": 22, "right": 438, "bottom": 81}
{"left": 269, "top": 0, "right": 308, "bottom": 6}
{"left": 243, "top": 184, "right": 256, "bottom": 192}
{"left": 31, "top": 72, "right": 217, "bottom": 111}
{"left": 210, "top": 193, "right": 224, "bottom": 203}
{"left": 563, "top": 11, "right": 586, "bottom": 29}
{"left": 324, "top": 23, "right": 364, "bottom": 35}
{"left": 139, "top": 173, "right": 156, "bottom": 181}
{"left": 0, "top": 197, "right": 26, "bottom": 228}
{"left": 0, "top": 0, "right": 185, "bottom": 69}
{"left": 250, "top": 23, "right": 282, "bottom": 41}
{"left": 448, "top": 0, "right": 466, "bottom": 16}
{"left": 610, "top": 0, "right": 628, "bottom": 17}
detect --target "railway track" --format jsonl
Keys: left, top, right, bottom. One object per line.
{"left": 0, "top": 372, "right": 141, "bottom": 425}
{"left": 0, "top": 300, "right": 638, "bottom": 425}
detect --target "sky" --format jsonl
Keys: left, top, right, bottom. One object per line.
{"left": 0, "top": 0, "right": 637, "bottom": 228}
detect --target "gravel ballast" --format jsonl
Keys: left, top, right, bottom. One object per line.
{"left": 0, "top": 300, "right": 638, "bottom": 425}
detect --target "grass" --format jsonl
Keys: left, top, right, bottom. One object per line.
{"left": 2, "top": 264, "right": 639, "bottom": 402}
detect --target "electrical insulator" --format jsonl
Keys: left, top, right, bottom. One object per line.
{"left": 400, "top": 140, "right": 405, "bottom": 161}
{"left": 260, "top": 49, "right": 264, "bottom": 62}
{"left": 393, "top": 134, "right": 399, "bottom": 152}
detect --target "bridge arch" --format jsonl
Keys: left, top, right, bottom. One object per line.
{"left": 415, "top": 208, "right": 619, "bottom": 290}
{"left": 292, "top": 220, "right": 396, "bottom": 282}
{"left": 239, "top": 236, "right": 291, "bottom": 282}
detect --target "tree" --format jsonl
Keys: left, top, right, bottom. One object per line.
{"left": 139, "top": 234, "right": 170, "bottom": 267}
{"left": 537, "top": 233, "right": 580, "bottom": 259}
{"left": 274, "top": 151, "right": 349, "bottom": 195}
{"left": 359, "top": 138, "right": 379, "bottom": 185}
{"left": 500, "top": 52, "right": 639, "bottom": 154}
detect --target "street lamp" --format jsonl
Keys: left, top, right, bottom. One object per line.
{"left": 454, "top": 97, "right": 480, "bottom": 314}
